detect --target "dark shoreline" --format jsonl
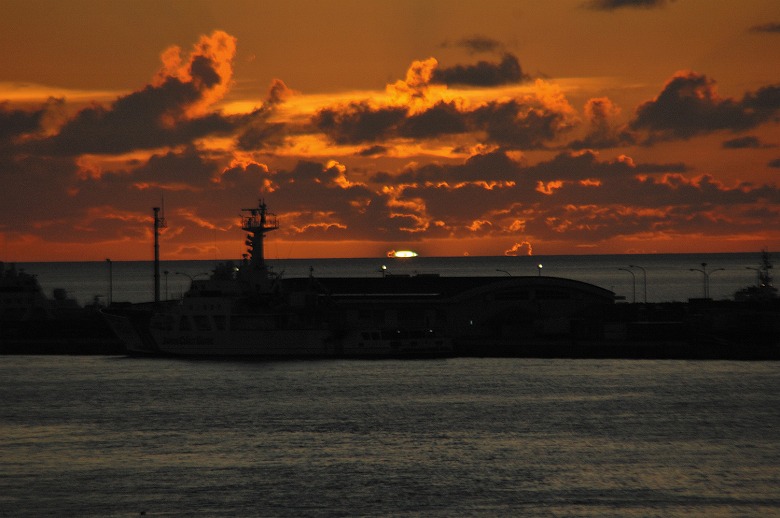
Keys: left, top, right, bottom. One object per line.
{"left": 2, "top": 299, "right": 778, "bottom": 360}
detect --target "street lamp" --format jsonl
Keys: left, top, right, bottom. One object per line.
{"left": 537, "top": 264, "right": 543, "bottom": 277}
{"left": 629, "top": 264, "right": 647, "bottom": 304}
{"left": 105, "top": 258, "right": 112, "bottom": 306}
{"left": 619, "top": 267, "right": 636, "bottom": 303}
{"left": 175, "top": 271, "right": 209, "bottom": 283}
{"left": 689, "top": 263, "right": 725, "bottom": 299}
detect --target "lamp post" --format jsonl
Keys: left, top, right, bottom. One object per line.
{"left": 629, "top": 264, "right": 647, "bottom": 304}
{"left": 690, "top": 263, "right": 708, "bottom": 298}
{"left": 105, "top": 258, "right": 113, "bottom": 306}
{"left": 174, "top": 271, "right": 209, "bottom": 282}
{"left": 689, "top": 263, "right": 725, "bottom": 299}
{"left": 619, "top": 267, "right": 636, "bottom": 303}
{"left": 174, "top": 271, "right": 208, "bottom": 298}
{"left": 537, "top": 263, "right": 543, "bottom": 277}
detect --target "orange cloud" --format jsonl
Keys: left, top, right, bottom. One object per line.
{"left": 504, "top": 241, "right": 534, "bottom": 256}
{"left": 155, "top": 30, "right": 237, "bottom": 117}
{"left": 536, "top": 180, "right": 564, "bottom": 194}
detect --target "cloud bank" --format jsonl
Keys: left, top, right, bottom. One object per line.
{"left": 1, "top": 30, "right": 779, "bottom": 259}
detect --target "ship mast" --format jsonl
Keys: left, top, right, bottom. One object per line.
{"left": 153, "top": 205, "right": 167, "bottom": 303}
{"left": 240, "top": 200, "right": 279, "bottom": 291}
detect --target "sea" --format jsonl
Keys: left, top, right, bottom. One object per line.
{"left": 1, "top": 357, "right": 779, "bottom": 517}
{"left": 2, "top": 253, "right": 779, "bottom": 516}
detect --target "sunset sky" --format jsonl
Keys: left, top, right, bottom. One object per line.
{"left": 2, "top": 0, "right": 780, "bottom": 261}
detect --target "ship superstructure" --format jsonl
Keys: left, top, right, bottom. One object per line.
{"left": 239, "top": 200, "right": 279, "bottom": 293}
{"left": 102, "top": 200, "right": 618, "bottom": 358}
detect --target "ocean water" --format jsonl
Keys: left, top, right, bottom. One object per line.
{"left": 1, "top": 356, "right": 778, "bottom": 517}
{"left": 13, "top": 252, "right": 770, "bottom": 305}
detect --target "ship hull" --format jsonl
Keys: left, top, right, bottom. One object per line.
{"left": 339, "top": 329, "right": 453, "bottom": 358}
{"left": 103, "top": 307, "right": 455, "bottom": 358}
{"left": 151, "top": 327, "right": 335, "bottom": 357}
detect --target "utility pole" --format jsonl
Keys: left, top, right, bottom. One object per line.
{"left": 619, "top": 267, "right": 636, "bottom": 303}
{"left": 153, "top": 206, "right": 167, "bottom": 303}
{"left": 106, "top": 258, "right": 112, "bottom": 306}
{"left": 629, "top": 264, "right": 647, "bottom": 303}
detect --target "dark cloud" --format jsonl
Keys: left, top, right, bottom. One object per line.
{"left": 313, "top": 102, "right": 407, "bottom": 144}
{"left": 236, "top": 120, "right": 288, "bottom": 151}
{"left": 356, "top": 145, "right": 390, "bottom": 157}
{"left": 0, "top": 101, "right": 48, "bottom": 143}
{"left": 471, "top": 99, "right": 573, "bottom": 149}
{"left": 444, "top": 36, "right": 503, "bottom": 54}
{"left": 378, "top": 149, "right": 523, "bottom": 185}
{"left": 722, "top": 136, "right": 765, "bottom": 149}
{"left": 634, "top": 162, "right": 689, "bottom": 173}
{"left": 368, "top": 149, "right": 780, "bottom": 245}
{"left": 2, "top": 30, "right": 778, "bottom": 257}
{"left": 630, "top": 72, "right": 780, "bottom": 141}
{"left": 363, "top": 150, "right": 711, "bottom": 243}
{"left": 23, "top": 31, "right": 237, "bottom": 156}
{"left": 266, "top": 79, "right": 297, "bottom": 105}
{"left": 235, "top": 81, "right": 300, "bottom": 151}
{"left": 399, "top": 101, "right": 468, "bottom": 138}
{"left": 749, "top": 22, "right": 780, "bottom": 33}
{"left": 584, "top": 0, "right": 671, "bottom": 10}
{"left": 431, "top": 54, "right": 529, "bottom": 86}
{"left": 29, "top": 86, "right": 235, "bottom": 155}
{"left": 0, "top": 154, "right": 81, "bottom": 234}
{"left": 569, "top": 97, "right": 636, "bottom": 149}
{"left": 314, "top": 95, "right": 573, "bottom": 150}
{"left": 743, "top": 83, "right": 780, "bottom": 113}
{"left": 129, "top": 146, "right": 220, "bottom": 188}
{"left": 241, "top": 160, "right": 397, "bottom": 240}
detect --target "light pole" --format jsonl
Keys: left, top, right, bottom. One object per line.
{"left": 164, "top": 270, "right": 169, "bottom": 300}
{"left": 175, "top": 271, "right": 209, "bottom": 282}
{"left": 689, "top": 263, "right": 725, "bottom": 299}
{"left": 629, "top": 264, "right": 647, "bottom": 303}
{"left": 537, "top": 264, "right": 543, "bottom": 277}
{"left": 619, "top": 267, "right": 636, "bottom": 303}
{"left": 174, "top": 271, "right": 208, "bottom": 298}
{"left": 105, "top": 258, "right": 112, "bottom": 306}
{"left": 690, "top": 263, "right": 708, "bottom": 298}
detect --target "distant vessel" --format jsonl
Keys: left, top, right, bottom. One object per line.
{"left": 103, "top": 202, "right": 455, "bottom": 357}
{"left": 102, "top": 201, "right": 619, "bottom": 358}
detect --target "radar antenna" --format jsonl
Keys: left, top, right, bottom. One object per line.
{"left": 240, "top": 199, "right": 279, "bottom": 291}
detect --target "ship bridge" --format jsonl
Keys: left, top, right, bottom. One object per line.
{"left": 240, "top": 200, "right": 279, "bottom": 291}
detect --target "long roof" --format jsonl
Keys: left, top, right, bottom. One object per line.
{"left": 280, "top": 275, "right": 615, "bottom": 302}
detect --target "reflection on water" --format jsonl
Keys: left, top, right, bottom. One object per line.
{"left": 1, "top": 356, "right": 779, "bottom": 516}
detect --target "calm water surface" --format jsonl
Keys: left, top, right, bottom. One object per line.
{"left": 1, "top": 356, "right": 779, "bottom": 517}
